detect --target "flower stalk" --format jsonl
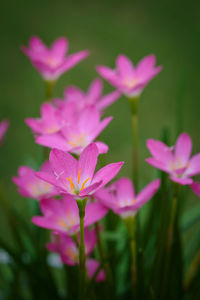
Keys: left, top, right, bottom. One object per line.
{"left": 167, "top": 183, "right": 179, "bottom": 252}
{"left": 76, "top": 197, "right": 88, "bottom": 300}
{"left": 45, "top": 80, "right": 55, "bottom": 102}
{"left": 125, "top": 216, "right": 137, "bottom": 290}
{"left": 128, "top": 96, "right": 139, "bottom": 192}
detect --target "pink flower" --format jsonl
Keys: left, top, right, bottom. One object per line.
{"left": 25, "top": 102, "right": 64, "bottom": 135}
{"left": 0, "top": 119, "right": 9, "bottom": 145}
{"left": 36, "top": 143, "right": 124, "bottom": 198}
{"left": 95, "top": 177, "right": 160, "bottom": 218}
{"left": 190, "top": 182, "right": 200, "bottom": 197}
{"left": 47, "top": 229, "right": 105, "bottom": 281}
{"left": 54, "top": 78, "right": 120, "bottom": 112}
{"left": 13, "top": 161, "right": 58, "bottom": 200}
{"left": 97, "top": 54, "right": 162, "bottom": 98}
{"left": 47, "top": 227, "right": 97, "bottom": 265}
{"left": 32, "top": 196, "right": 108, "bottom": 235}
{"left": 146, "top": 133, "right": 200, "bottom": 185}
{"left": 36, "top": 107, "right": 112, "bottom": 155}
{"left": 21, "top": 36, "right": 89, "bottom": 81}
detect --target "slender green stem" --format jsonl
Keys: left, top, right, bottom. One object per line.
{"left": 167, "top": 183, "right": 179, "bottom": 252}
{"left": 128, "top": 96, "right": 139, "bottom": 192}
{"left": 184, "top": 249, "right": 200, "bottom": 290}
{"left": 76, "top": 198, "right": 87, "bottom": 300}
{"left": 94, "top": 223, "right": 113, "bottom": 284}
{"left": 45, "top": 80, "right": 55, "bottom": 102}
{"left": 125, "top": 216, "right": 137, "bottom": 290}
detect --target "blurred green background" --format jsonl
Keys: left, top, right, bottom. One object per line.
{"left": 0, "top": 0, "right": 200, "bottom": 242}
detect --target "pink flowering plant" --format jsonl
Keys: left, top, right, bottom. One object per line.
{"left": 0, "top": 35, "right": 199, "bottom": 300}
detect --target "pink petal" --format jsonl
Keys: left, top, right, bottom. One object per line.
{"left": 86, "top": 259, "right": 105, "bottom": 282}
{"left": 36, "top": 134, "right": 68, "bottom": 151}
{"left": 94, "top": 188, "right": 117, "bottom": 211}
{"left": 135, "top": 179, "right": 160, "bottom": 208}
{"left": 58, "top": 50, "right": 89, "bottom": 73}
{"left": 87, "top": 78, "right": 103, "bottom": 102}
{"left": 95, "top": 142, "right": 109, "bottom": 154}
{"left": 89, "top": 116, "right": 113, "bottom": 142}
{"left": 146, "top": 158, "right": 170, "bottom": 173}
{"left": 96, "top": 66, "right": 120, "bottom": 87}
{"left": 116, "top": 54, "right": 135, "bottom": 78}
{"left": 84, "top": 202, "right": 108, "bottom": 226}
{"left": 174, "top": 133, "right": 192, "bottom": 166}
{"left": 190, "top": 182, "right": 200, "bottom": 197}
{"left": 98, "top": 90, "right": 121, "bottom": 110}
{"left": 79, "top": 181, "right": 102, "bottom": 197}
{"left": 146, "top": 139, "right": 172, "bottom": 166}
{"left": 29, "top": 36, "right": 47, "bottom": 53}
{"left": 78, "top": 143, "right": 99, "bottom": 184}
{"left": 51, "top": 37, "right": 68, "bottom": 58}
{"left": 92, "top": 162, "right": 124, "bottom": 189}
{"left": 50, "top": 148, "right": 78, "bottom": 181}
{"left": 116, "top": 177, "right": 135, "bottom": 201}
{"left": 185, "top": 153, "right": 200, "bottom": 177}
{"left": 169, "top": 176, "right": 193, "bottom": 185}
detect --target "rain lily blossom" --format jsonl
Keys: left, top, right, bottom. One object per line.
{"left": 95, "top": 177, "right": 160, "bottom": 218}
{"left": 146, "top": 133, "right": 200, "bottom": 185}
{"left": 0, "top": 119, "right": 9, "bottom": 145}
{"left": 36, "top": 143, "right": 124, "bottom": 198}
{"left": 97, "top": 54, "right": 162, "bottom": 98}
{"left": 36, "top": 107, "right": 112, "bottom": 155}
{"left": 13, "top": 161, "right": 58, "bottom": 200}
{"left": 47, "top": 229, "right": 105, "bottom": 281}
{"left": 54, "top": 78, "right": 121, "bottom": 112}
{"left": 21, "top": 36, "right": 89, "bottom": 81}
{"left": 25, "top": 102, "right": 65, "bottom": 135}
{"left": 32, "top": 196, "right": 108, "bottom": 235}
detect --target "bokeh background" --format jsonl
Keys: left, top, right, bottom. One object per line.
{"left": 0, "top": 0, "right": 200, "bottom": 260}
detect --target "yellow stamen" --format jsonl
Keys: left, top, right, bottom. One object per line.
{"left": 77, "top": 169, "right": 81, "bottom": 184}
{"left": 66, "top": 176, "right": 75, "bottom": 193}
{"left": 80, "top": 178, "right": 91, "bottom": 191}
{"left": 58, "top": 218, "right": 67, "bottom": 228}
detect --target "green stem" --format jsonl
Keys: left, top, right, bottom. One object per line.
{"left": 76, "top": 198, "right": 87, "bottom": 300}
{"left": 45, "top": 80, "right": 55, "bottom": 102}
{"left": 128, "top": 96, "right": 139, "bottom": 192}
{"left": 95, "top": 223, "right": 112, "bottom": 284}
{"left": 125, "top": 216, "right": 137, "bottom": 290}
{"left": 167, "top": 183, "right": 179, "bottom": 252}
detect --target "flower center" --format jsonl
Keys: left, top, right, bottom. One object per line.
{"left": 124, "top": 77, "right": 140, "bottom": 88}
{"left": 119, "top": 198, "right": 136, "bottom": 208}
{"left": 68, "top": 132, "right": 87, "bottom": 148}
{"left": 66, "top": 169, "right": 91, "bottom": 194}
{"left": 46, "top": 56, "right": 60, "bottom": 68}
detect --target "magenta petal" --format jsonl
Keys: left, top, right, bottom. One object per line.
{"left": 36, "top": 134, "right": 68, "bottom": 151}
{"left": 96, "top": 66, "right": 120, "bottom": 87}
{"left": 92, "top": 162, "right": 124, "bottom": 189}
{"left": 98, "top": 90, "right": 121, "bottom": 110}
{"left": 50, "top": 148, "right": 78, "bottom": 180}
{"left": 95, "top": 142, "right": 109, "bottom": 154}
{"left": 116, "top": 177, "right": 135, "bottom": 201}
{"left": 146, "top": 158, "right": 169, "bottom": 173}
{"left": 51, "top": 37, "right": 68, "bottom": 58}
{"left": 84, "top": 202, "right": 108, "bottom": 226}
{"left": 169, "top": 176, "right": 193, "bottom": 185}
{"left": 116, "top": 54, "right": 135, "bottom": 78}
{"left": 88, "top": 78, "right": 103, "bottom": 101}
{"left": 146, "top": 139, "right": 172, "bottom": 166}
{"left": 174, "top": 133, "right": 192, "bottom": 166}
{"left": 190, "top": 182, "right": 200, "bottom": 197}
{"left": 36, "top": 171, "right": 61, "bottom": 189}
{"left": 135, "top": 179, "right": 160, "bottom": 208}
{"left": 186, "top": 153, "right": 200, "bottom": 177}
{"left": 79, "top": 181, "right": 102, "bottom": 197}
{"left": 78, "top": 143, "right": 99, "bottom": 183}
{"left": 86, "top": 259, "right": 105, "bottom": 282}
